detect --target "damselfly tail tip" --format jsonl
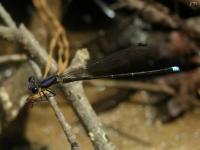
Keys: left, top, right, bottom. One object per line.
{"left": 171, "top": 66, "right": 180, "bottom": 72}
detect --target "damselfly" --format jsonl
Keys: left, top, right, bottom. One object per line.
{"left": 27, "top": 47, "right": 180, "bottom": 103}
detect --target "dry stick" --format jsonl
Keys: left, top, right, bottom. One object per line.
{"left": 0, "top": 8, "right": 116, "bottom": 150}
{"left": 43, "top": 31, "right": 60, "bottom": 78}
{"left": 0, "top": 54, "right": 27, "bottom": 64}
{"left": 88, "top": 79, "right": 175, "bottom": 96}
{"left": 0, "top": 4, "right": 16, "bottom": 28}
{"left": 0, "top": 4, "right": 79, "bottom": 149}
{"left": 32, "top": 0, "right": 70, "bottom": 74}
{"left": 0, "top": 25, "right": 79, "bottom": 150}
{"left": 29, "top": 61, "right": 79, "bottom": 150}
{"left": 22, "top": 26, "right": 115, "bottom": 150}
{"left": 61, "top": 50, "right": 116, "bottom": 150}
{"left": 48, "top": 97, "right": 79, "bottom": 150}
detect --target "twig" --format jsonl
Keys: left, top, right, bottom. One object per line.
{"left": 32, "top": 0, "right": 70, "bottom": 76}
{"left": 124, "top": 0, "right": 180, "bottom": 28}
{"left": 105, "top": 125, "right": 151, "bottom": 146}
{"left": 48, "top": 97, "right": 79, "bottom": 150}
{"left": 0, "top": 25, "right": 53, "bottom": 71}
{"left": 0, "top": 4, "right": 116, "bottom": 150}
{"left": 29, "top": 61, "right": 79, "bottom": 150}
{"left": 87, "top": 79, "right": 175, "bottom": 96}
{"left": 0, "top": 54, "right": 27, "bottom": 64}
{"left": 61, "top": 50, "right": 116, "bottom": 150}
{"left": 0, "top": 5, "right": 79, "bottom": 150}
{"left": 0, "top": 4, "right": 16, "bottom": 28}
{"left": 0, "top": 25, "right": 79, "bottom": 150}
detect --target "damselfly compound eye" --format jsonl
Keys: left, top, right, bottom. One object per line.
{"left": 31, "top": 87, "right": 39, "bottom": 94}
{"left": 28, "top": 76, "right": 39, "bottom": 94}
{"left": 28, "top": 82, "right": 39, "bottom": 94}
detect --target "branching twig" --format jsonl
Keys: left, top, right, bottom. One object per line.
{"left": 0, "top": 4, "right": 116, "bottom": 150}
{"left": 29, "top": 60, "right": 79, "bottom": 150}
{"left": 61, "top": 49, "right": 116, "bottom": 150}
{"left": 0, "top": 25, "right": 79, "bottom": 150}
{"left": 0, "top": 4, "right": 79, "bottom": 150}
{"left": 32, "top": 0, "right": 70, "bottom": 76}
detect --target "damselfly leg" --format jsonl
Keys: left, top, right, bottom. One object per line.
{"left": 46, "top": 88, "right": 56, "bottom": 97}
{"left": 27, "top": 88, "right": 56, "bottom": 107}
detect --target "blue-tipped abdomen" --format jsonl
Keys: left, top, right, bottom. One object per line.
{"left": 171, "top": 66, "right": 180, "bottom": 72}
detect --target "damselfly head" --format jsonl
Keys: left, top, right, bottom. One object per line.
{"left": 28, "top": 76, "right": 40, "bottom": 94}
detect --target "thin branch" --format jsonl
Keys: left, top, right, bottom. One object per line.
{"left": 0, "top": 25, "right": 55, "bottom": 71}
{"left": 0, "top": 4, "right": 116, "bottom": 150}
{"left": 32, "top": 0, "right": 70, "bottom": 75}
{"left": 0, "top": 4, "right": 16, "bottom": 28}
{"left": 48, "top": 97, "right": 79, "bottom": 150}
{"left": 0, "top": 54, "right": 27, "bottom": 64}
{"left": 87, "top": 79, "right": 175, "bottom": 96}
{"left": 0, "top": 4, "right": 79, "bottom": 149}
{"left": 28, "top": 61, "right": 79, "bottom": 150}
{"left": 61, "top": 49, "right": 116, "bottom": 150}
